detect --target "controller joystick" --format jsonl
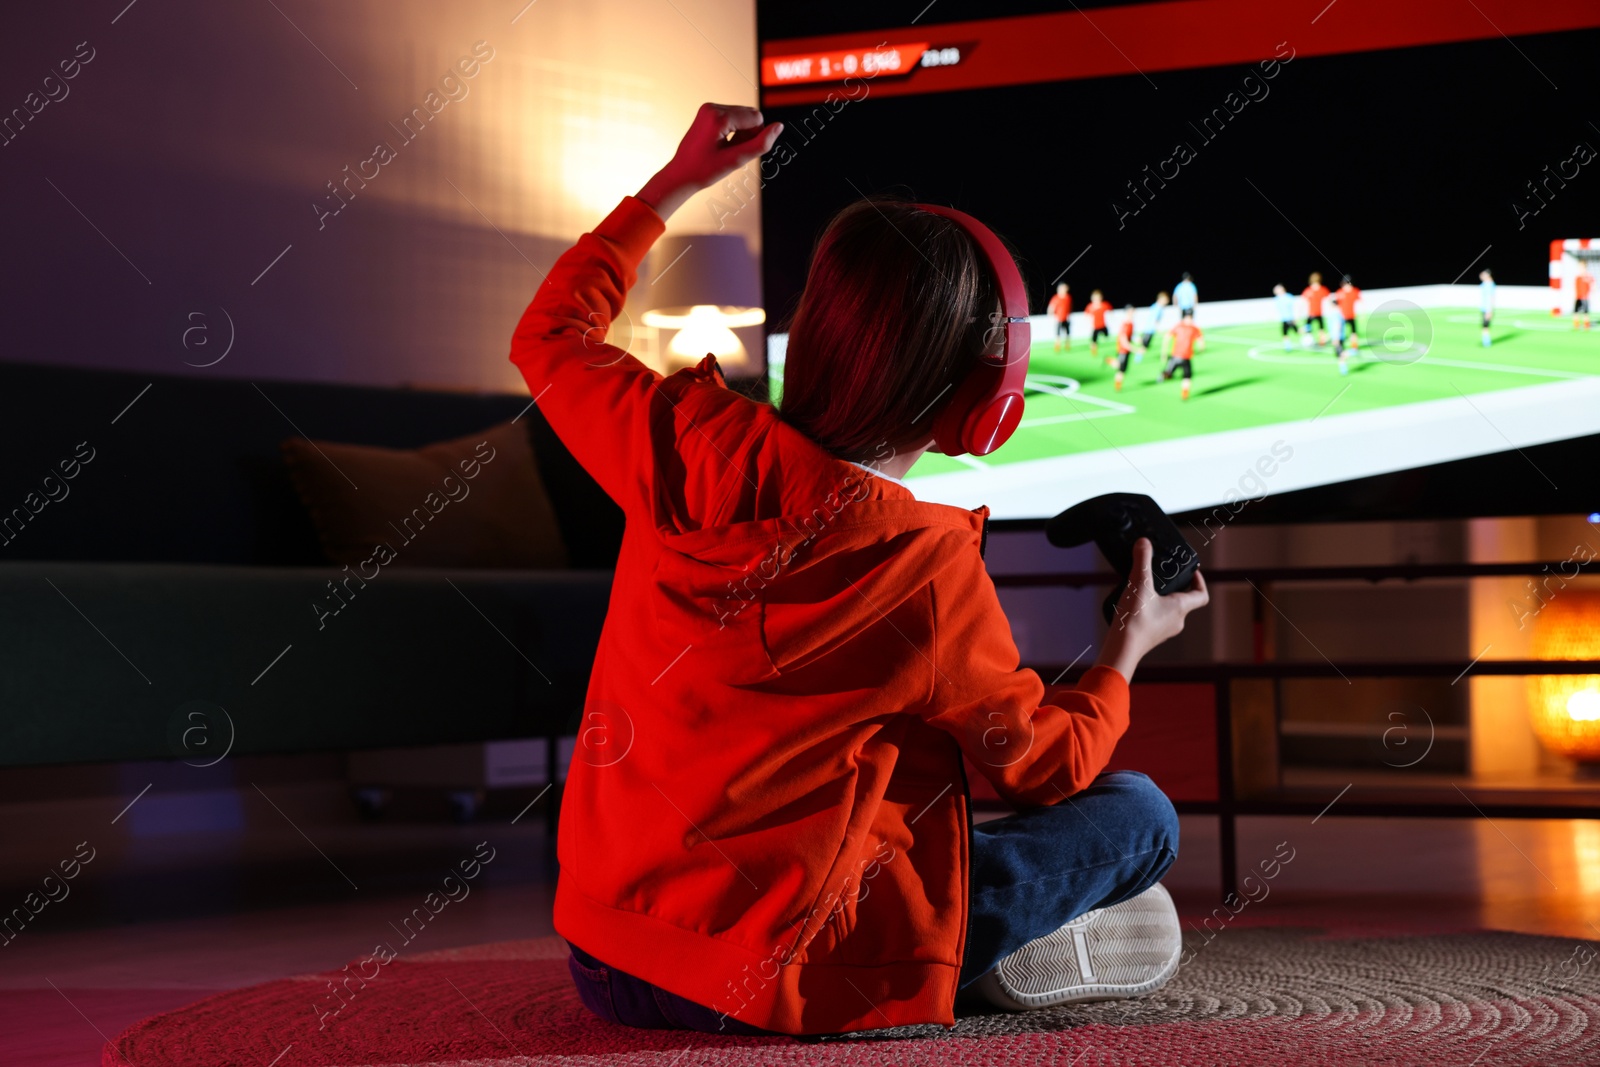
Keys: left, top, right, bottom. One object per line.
{"left": 1045, "top": 493, "right": 1200, "bottom": 624}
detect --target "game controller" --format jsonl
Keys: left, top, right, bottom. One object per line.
{"left": 1045, "top": 493, "right": 1200, "bottom": 624}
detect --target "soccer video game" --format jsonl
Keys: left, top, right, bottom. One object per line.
{"left": 755, "top": 1, "right": 1600, "bottom": 521}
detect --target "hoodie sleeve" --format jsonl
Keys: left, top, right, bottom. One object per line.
{"left": 508, "top": 195, "right": 668, "bottom": 508}
{"left": 922, "top": 561, "right": 1131, "bottom": 808}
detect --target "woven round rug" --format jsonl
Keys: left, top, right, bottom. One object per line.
{"left": 106, "top": 928, "right": 1600, "bottom": 1066}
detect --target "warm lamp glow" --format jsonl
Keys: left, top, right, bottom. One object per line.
{"left": 666, "top": 305, "right": 747, "bottom": 363}
{"left": 640, "top": 305, "right": 766, "bottom": 329}
{"left": 1526, "top": 591, "right": 1600, "bottom": 762}
{"left": 640, "top": 234, "right": 763, "bottom": 377}
{"left": 642, "top": 304, "right": 765, "bottom": 372}
{"left": 1569, "top": 688, "right": 1600, "bottom": 722}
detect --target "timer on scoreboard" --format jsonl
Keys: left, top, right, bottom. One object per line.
{"left": 919, "top": 46, "right": 962, "bottom": 67}
{"left": 760, "top": 41, "right": 931, "bottom": 86}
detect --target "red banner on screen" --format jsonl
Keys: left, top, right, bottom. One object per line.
{"left": 762, "top": 42, "right": 929, "bottom": 87}
{"left": 761, "top": 0, "right": 1600, "bottom": 106}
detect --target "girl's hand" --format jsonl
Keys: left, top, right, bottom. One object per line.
{"left": 636, "top": 103, "right": 783, "bottom": 221}
{"left": 1095, "top": 538, "right": 1210, "bottom": 685}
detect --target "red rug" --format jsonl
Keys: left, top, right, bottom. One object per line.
{"left": 106, "top": 929, "right": 1600, "bottom": 1066}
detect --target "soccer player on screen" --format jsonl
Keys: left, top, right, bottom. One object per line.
{"left": 1138, "top": 291, "right": 1170, "bottom": 360}
{"left": 1114, "top": 303, "right": 1136, "bottom": 390}
{"left": 1086, "top": 289, "right": 1111, "bottom": 359}
{"left": 1333, "top": 275, "right": 1360, "bottom": 372}
{"left": 1048, "top": 282, "right": 1073, "bottom": 350}
{"left": 1160, "top": 311, "right": 1204, "bottom": 400}
{"left": 1273, "top": 284, "right": 1297, "bottom": 351}
{"left": 1479, "top": 269, "right": 1495, "bottom": 347}
{"left": 1173, "top": 273, "right": 1197, "bottom": 318}
{"left": 1302, "top": 271, "right": 1330, "bottom": 348}
{"left": 1575, "top": 267, "right": 1592, "bottom": 331}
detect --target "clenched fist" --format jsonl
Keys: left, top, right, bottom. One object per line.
{"left": 636, "top": 103, "right": 783, "bottom": 221}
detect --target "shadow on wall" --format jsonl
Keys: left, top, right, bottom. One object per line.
{"left": 2, "top": 154, "right": 570, "bottom": 391}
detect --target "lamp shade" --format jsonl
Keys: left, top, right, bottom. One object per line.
{"left": 1526, "top": 591, "right": 1600, "bottom": 763}
{"left": 640, "top": 234, "right": 763, "bottom": 323}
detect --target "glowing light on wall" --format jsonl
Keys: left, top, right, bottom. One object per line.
{"left": 505, "top": 57, "right": 671, "bottom": 237}
{"left": 558, "top": 109, "right": 668, "bottom": 221}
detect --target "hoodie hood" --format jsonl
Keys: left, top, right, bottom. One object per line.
{"left": 648, "top": 393, "right": 987, "bottom": 678}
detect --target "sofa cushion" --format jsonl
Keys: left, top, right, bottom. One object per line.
{"left": 0, "top": 362, "right": 626, "bottom": 568}
{"left": 281, "top": 420, "right": 569, "bottom": 569}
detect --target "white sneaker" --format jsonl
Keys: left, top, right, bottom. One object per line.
{"left": 974, "top": 882, "right": 1182, "bottom": 1010}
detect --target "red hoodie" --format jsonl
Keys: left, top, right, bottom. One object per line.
{"left": 510, "top": 195, "right": 1132, "bottom": 1035}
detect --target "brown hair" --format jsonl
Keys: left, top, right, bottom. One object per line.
{"left": 777, "top": 198, "right": 1018, "bottom": 463}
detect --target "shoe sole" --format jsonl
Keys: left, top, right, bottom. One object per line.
{"left": 976, "top": 882, "right": 1182, "bottom": 1010}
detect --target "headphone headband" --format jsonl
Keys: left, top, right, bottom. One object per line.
{"left": 913, "top": 203, "right": 1031, "bottom": 457}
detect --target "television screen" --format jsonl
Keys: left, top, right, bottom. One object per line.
{"left": 753, "top": 0, "right": 1600, "bottom": 523}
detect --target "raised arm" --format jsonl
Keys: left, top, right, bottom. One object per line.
{"left": 507, "top": 103, "right": 781, "bottom": 505}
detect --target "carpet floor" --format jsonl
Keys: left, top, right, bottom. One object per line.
{"left": 105, "top": 928, "right": 1600, "bottom": 1066}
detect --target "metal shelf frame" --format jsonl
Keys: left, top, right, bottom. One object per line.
{"left": 1010, "top": 560, "right": 1600, "bottom": 900}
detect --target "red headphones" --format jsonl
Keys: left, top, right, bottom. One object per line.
{"left": 914, "top": 204, "right": 1031, "bottom": 457}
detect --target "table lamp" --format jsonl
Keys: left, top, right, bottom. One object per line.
{"left": 640, "top": 234, "right": 764, "bottom": 374}
{"left": 1526, "top": 591, "right": 1600, "bottom": 765}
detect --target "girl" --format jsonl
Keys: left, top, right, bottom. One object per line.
{"left": 511, "top": 102, "right": 1208, "bottom": 1037}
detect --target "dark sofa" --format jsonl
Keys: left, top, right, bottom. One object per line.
{"left": 0, "top": 361, "right": 621, "bottom": 778}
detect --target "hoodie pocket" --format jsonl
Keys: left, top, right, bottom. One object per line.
{"left": 830, "top": 892, "right": 858, "bottom": 962}
{"left": 796, "top": 855, "right": 865, "bottom": 966}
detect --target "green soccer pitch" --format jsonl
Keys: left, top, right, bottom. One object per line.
{"left": 899, "top": 307, "right": 1599, "bottom": 477}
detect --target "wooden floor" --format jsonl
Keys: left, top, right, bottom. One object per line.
{"left": 3, "top": 784, "right": 1597, "bottom": 1066}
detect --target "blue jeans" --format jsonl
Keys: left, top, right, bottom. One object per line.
{"left": 567, "top": 770, "right": 1178, "bottom": 1032}
{"left": 958, "top": 769, "right": 1179, "bottom": 985}
{"left": 566, "top": 941, "right": 774, "bottom": 1034}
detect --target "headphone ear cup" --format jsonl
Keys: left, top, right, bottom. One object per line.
{"left": 911, "top": 203, "right": 1031, "bottom": 459}
{"left": 967, "top": 390, "right": 1025, "bottom": 456}
{"left": 930, "top": 367, "right": 983, "bottom": 457}
{"left": 931, "top": 361, "right": 1025, "bottom": 457}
